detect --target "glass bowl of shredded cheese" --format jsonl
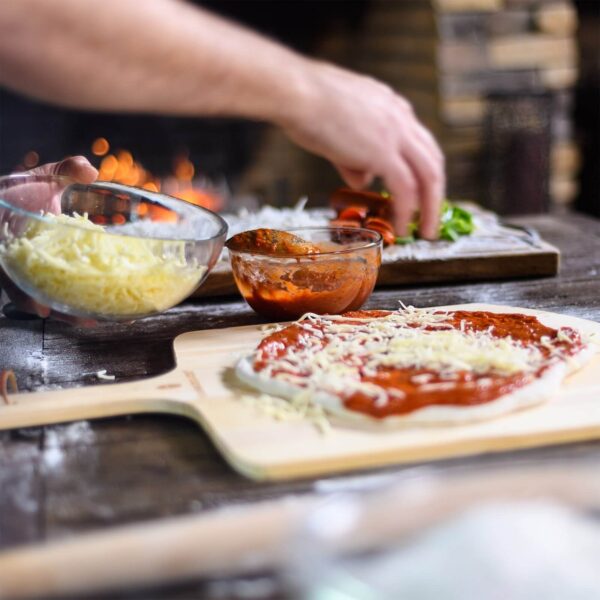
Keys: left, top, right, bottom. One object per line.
{"left": 0, "top": 175, "right": 227, "bottom": 320}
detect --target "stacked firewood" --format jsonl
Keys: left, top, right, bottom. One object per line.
{"left": 356, "top": 0, "right": 579, "bottom": 212}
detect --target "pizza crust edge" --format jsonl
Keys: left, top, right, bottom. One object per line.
{"left": 235, "top": 345, "right": 596, "bottom": 427}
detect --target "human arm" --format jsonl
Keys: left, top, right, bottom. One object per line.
{"left": 0, "top": 0, "right": 444, "bottom": 237}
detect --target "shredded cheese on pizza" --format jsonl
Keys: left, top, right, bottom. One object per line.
{"left": 253, "top": 307, "right": 570, "bottom": 408}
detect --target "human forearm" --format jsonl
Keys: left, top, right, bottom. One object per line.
{"left": 0, "top": 0, "right": 308, "bottom": 124}
{"left": 0, "top": 0, "right": 445, "bottom": 238}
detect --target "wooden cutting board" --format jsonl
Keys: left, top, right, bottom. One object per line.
{"left": 2, "top": 304, "right": 598, "bottom": 481}
{"left": 194, "top": 220, "right": 560, "bottom": 298}
{"left": 198, "top": 244, "right": 559, "bottom": 297}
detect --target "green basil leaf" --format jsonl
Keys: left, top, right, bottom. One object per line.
{"left": 394, "top": 235, "right": 415, "bottom": 244}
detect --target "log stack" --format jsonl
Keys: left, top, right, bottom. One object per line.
{"left": 356, "top": 0, "right": 579, "bottom": 212}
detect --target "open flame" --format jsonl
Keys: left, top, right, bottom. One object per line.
{"left": 92, "top": 138, "right": 224, "bottom": 212}
{"left": 16, "top": 139, "right": 224, "bottom": 215}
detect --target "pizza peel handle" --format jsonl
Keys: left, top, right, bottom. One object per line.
{"left": 0, "top": 367, "right": 199, "bottom": 431}
{"left": 0, "top": 324, "right": 263, "bottom": 433}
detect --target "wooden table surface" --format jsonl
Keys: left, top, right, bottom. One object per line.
{"left": 1, "top": 212, "right": 600, "bottom": 599}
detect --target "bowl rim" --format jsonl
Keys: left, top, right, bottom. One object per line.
{"left": 0, "top": 174, "right": 228, "bottom": 244}
{"left": 226, "top": 226, "right": 383, "bottom": 258}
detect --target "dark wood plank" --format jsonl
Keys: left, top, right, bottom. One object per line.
{"left": 0, "top": 291, "right": 46, "bottom": 550}
{"left": 40, "top": 299, "right": 262, "bottom": 385}
{"left": 0, "top": 290, "right": 45, "bottom": 389}
{"left": 0, "top": 428, "right": 44, "bottom": 550}
{"left": 40, "top": 415, "right": 315, "bottom": 541}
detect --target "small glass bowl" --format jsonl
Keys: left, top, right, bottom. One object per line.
{"left": 228, "top": 227, "right": 382, "bottom": 320}
{"left": 0, "top": 175, "right": 227, "bottom": 321}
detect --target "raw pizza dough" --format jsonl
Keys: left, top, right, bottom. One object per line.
{"left": 236, "top": 307, "right": 596, "bottom": 427}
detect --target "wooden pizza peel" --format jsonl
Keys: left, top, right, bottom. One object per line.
{"left": 1, "top": 304, "right": 599, "bottom": 481}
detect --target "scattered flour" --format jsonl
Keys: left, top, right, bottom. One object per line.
{"left": 42, "top": 421, "right": 95, "bottom": 472}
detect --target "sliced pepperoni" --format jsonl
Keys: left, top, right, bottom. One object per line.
{"left": 330, "top": 218, "right": 362, "bottom": 228}
{"left": 338, "top": 205, "right": 369, "bottom": 221}
{"left": 364, "top": 224, "right": 396, "bottom": 246}
{"left": 330, "top": 188, "right": 392, "bottom": 219}
{"left": 364, "top": 216, "right": 395, "bottom": 233}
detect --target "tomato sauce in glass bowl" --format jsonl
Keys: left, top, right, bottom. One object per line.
{"left": 227, "top": 227, "right": 382, "bottom": 320}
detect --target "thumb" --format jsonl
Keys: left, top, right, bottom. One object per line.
{"left": 28, "top": 156, "right": 98, "bottom": 184}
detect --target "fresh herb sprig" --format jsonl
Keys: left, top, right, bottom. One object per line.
{"left": 394, "top": 201, "right": 474, "bottom": 244}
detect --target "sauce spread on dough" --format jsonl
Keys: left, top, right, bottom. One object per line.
{"left": 254, "top": 309, "right": 584, "bottom": 418}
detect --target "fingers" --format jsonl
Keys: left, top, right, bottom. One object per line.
{"left": 283, "top": 61, "right": 445, "bottom": 239}
{"left": 412, "top": 122, "right": 444, "bottom": 163}
{"left": 56, "top": 156, "right": 99, "bottom": 183}
{"left": 384, "top": 157, "right": 418, "bottom": 237}
{"left": 387, "top": 99, "right": 445, "bottom": 239}
{"left": 29, "top": 156, "right": 98, "bottom": 184}
{"left": 335, "top": 165, "right": 374, "bottom": 190}
{"left": 401, "top": 134, "right": 445, "bottom": 240}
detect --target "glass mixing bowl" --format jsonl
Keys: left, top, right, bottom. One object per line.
{"left": 0, "top": 175, "right": 227, "bottom": 321}
{"left": 228, "top": 227, "right": 382, "bottom": 320}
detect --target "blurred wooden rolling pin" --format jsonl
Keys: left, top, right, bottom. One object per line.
{"left": 0, "top": 496, "right": 319, "bottom": 599}
{"left": 0, "top": 467, "right": 597, "bottom": 599}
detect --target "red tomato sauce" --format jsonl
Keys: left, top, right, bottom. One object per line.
{"left": 254, "top": 310, "right": 584, "bottom": 418}
{"left": 231, "top": 245, "right": 379, "bottom": 320}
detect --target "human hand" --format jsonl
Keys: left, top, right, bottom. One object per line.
{"left": 280, "top": 61, "right": 445, "bottom": 239}
{"left": 26, "top": 156, "right": 99, "bottom": 183}
{"left": 24, "top": 156, "right": 99, "bottom": 212}
{"left": 0, "top": 156, "right": 98, "bottom": 325}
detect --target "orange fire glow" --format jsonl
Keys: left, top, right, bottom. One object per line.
{"left": 19, "top": 140, "right": 224, "bottom": 216}
{"left": 91, "top": 137, "right": 110, "bottom": 156}
{"left": 92, "top": 138, "right": 223, "bottom": 212}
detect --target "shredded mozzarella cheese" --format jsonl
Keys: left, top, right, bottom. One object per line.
{"left": 0, "top": 213, "right": 206, "bottom": 316}
{"left": 241, "top": 391, "right": 331, "bottom": 433}
{"left": 96, "top": 369, "right": 116, "bottom": 381}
